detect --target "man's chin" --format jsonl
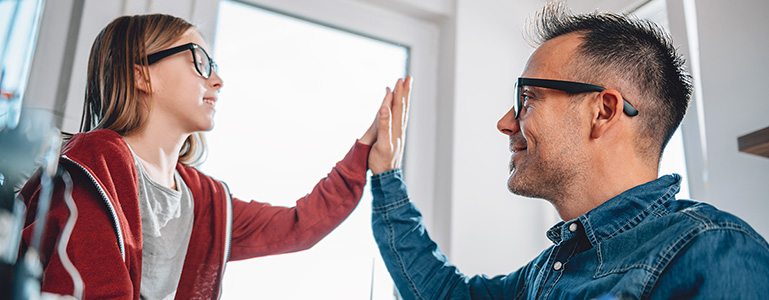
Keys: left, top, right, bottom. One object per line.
{"left": 506, "top": 171, "right": 525, "bottom": 194}
{"left": 507, "top": 171, "right": 539, "bottom": 198}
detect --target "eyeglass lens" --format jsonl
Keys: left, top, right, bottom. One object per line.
{"left": 193, "top": 47, "right": 211, "bottom": 78}
{"left": 514, "top": 83, "right": 523, "bottom": 119}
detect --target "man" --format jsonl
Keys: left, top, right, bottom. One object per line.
{"left": 367, "top": 4, "right": 769, "bottom": 299}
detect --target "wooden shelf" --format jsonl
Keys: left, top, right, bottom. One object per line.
{"left": 738, "top": 126, "right": 769, "bottom": 158}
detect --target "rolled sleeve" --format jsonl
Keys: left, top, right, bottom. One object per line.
{"left": 371, "top": 168, "right": 410, "bottom": 210}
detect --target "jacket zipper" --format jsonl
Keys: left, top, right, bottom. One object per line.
{"left": 221, "top": 182, "right": 232, "bottom": 268}
{"left": 61, "top": 155, "right": 126, "bottom": 260}
{"left": 217, "top": 181, "right": 233, "bottom": 299}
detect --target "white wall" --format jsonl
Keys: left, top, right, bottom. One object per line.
{"left": 696, "top": 0, "right": 769, "bottom": 238}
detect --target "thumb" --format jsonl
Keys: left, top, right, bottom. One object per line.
{"left": 377, "top": 105, "right": 392, "bottom": 150}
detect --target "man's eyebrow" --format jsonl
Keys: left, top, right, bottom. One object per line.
{"left": 521, "top": 85, "right": 544, "bottom": 94}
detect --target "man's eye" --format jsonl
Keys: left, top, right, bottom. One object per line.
{"left": 522, "top": 94, "right": 532, "bottom": 104}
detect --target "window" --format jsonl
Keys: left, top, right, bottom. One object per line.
{"left": 202, "top": 1, "right": 409, "bottom": 298}
{"left": 0, "top": 0, "right": 44, "bottom": 130}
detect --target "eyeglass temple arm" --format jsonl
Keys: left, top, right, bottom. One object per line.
{"left": 622, "top": 99, "right": 639, "bottom": 117}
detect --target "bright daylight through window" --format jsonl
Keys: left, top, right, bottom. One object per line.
{"left": 203, "top": 1, "right": 408, "bottom": 299}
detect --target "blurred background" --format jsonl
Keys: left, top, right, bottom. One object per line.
{"left": 3, "top": 0, "right": 768, "bottom": 299}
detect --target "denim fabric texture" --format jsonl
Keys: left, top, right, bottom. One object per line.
{"left": 371, "top": 169, "right": 769, "bottom": 300}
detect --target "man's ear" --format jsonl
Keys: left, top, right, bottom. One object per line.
{"left": 134, "top": 65, "right": 151, "bottom": 94}
{"left": 591, "top": 88, "right": 624, "bottom": 139}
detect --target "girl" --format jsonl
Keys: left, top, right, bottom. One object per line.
{"left": 20, "top": 14, "right": 411, "bottom": 299}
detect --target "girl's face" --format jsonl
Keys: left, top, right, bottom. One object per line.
{"left": 143, "top": 29, "right": 223, "bottom": 136}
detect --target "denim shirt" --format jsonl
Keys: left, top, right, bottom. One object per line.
{"left": 371, "top": 169, "right": 769, "bottom": 300}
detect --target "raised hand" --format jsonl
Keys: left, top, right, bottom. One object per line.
{"left": 368, "top": 76, "right": 411, "bottom": 175}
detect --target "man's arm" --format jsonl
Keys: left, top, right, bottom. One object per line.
{"left": 371, "top": 169, "right": 530, "bottom": 300}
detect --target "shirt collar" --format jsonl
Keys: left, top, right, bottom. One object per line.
{"left": 546, "top": 174, "right": 682, "bottom": 246}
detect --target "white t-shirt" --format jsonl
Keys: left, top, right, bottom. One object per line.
{"left": 132, "top": 153, "right": 194, "bottom": 300}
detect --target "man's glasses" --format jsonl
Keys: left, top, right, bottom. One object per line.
{"left": 514, "top": 78, "right": 639, "bottom": 119}
{"left": 146, "top": 43, "right": 218, "bottom": 79}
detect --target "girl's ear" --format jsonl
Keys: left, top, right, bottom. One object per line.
{"left": 134, "top": 65, "right": 151, "bottom": 94}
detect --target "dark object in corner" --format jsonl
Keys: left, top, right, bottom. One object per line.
{"left": 738, "top": 126, "right": 769, "bottom": 159}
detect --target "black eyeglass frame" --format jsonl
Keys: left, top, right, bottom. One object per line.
{"left": 514, "top": 77, "right": 639, "bottom": 119}
{"left": 146, "top": 43, "right": 218, "bottom": 79}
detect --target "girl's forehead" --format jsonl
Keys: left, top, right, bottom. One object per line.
{"left": 172, "top": 29, "right": 210, "bottom": 51}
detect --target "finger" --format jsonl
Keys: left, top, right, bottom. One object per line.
{"left": 381, "top": 86, "right": 393, "bottom": 127}
{"left": 382, "top": 86, "right": 393, "bottom": 108}
{"left": 402, "top": 76, "right": 412, "bottom": 129}
{"left": 360, "top": 87, "right": 393, "bottom": 145}
{"left": 359, "top": 116, "right": 377, "bottom": 145}
{"left": 373, "top": 87, "right": 393, "bottom": 126}
{"left": 391, "top": 78, "right": 404, "bottom": 139}
{"left": 371, "top": 86, "right": 393, "bottom": 132}
{"left": 377, "top": 103, "right": 392, "bottom": 153}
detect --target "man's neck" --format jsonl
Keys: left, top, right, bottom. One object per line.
{"left": 554, "top": 161, "right": 658, "bottom": 221}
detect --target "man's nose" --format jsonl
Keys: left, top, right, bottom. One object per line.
{"left": 497, "top": 107, "right": 521, "bottom": 135}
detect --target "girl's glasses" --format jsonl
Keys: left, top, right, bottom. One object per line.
{"left": 146, "top": 43, "right": 218, "bottom": 79}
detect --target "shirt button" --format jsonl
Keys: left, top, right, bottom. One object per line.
{"left": 553, "top": 261, "right": 563, "bottom": 271}
{"left": 569, "top": 223, "right": 578, "bottom": 232}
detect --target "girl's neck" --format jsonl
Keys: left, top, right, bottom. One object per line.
{"left": 122, "top": 128, "right": 187, "bottom": 189}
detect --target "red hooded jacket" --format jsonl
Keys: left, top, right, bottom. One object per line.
{"left": 20, "top": 129, "right": 369, "bottom": 299}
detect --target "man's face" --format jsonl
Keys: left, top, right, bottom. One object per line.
{"left": 497, "top": 34, "right": 590, "bottom": 201}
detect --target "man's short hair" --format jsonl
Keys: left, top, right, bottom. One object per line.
{"left": 527, "top": 3, "right": 693, "bottom": 159}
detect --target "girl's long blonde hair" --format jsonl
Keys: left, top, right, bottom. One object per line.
{"left": 81, "top": 14, "right": 206, "bottom": 166}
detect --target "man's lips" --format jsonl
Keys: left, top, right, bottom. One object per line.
{"left": 511, "top": 144, "right": 527, "bottom": 153}
{"left": 509, "top": 135, "right": 526, "bottom": 153}
{"left": 509, "top": 145, "right": 526, "bottom": 172}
